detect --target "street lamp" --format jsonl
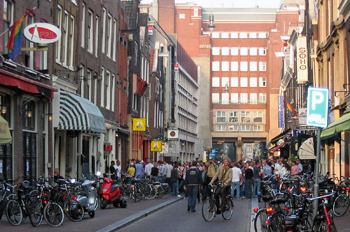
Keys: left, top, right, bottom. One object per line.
{"left": 208, "top": 14, "right": 216, "bottom": 32}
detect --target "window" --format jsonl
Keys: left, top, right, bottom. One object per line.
{"left": 250, "top": 47, "right": 258, "bottom": 55}
{"left": 250, "top": 93, "right": 257, "bottom": 104}
{"left": 62, "top": 11, "right": 69, "bottom": 65}
{"left": 253, "top": 111, "right": 263, "bottom": 122}
{"left": 221, "top": 32, "right": 229, "bottom": 38}
{"left": 193, "top": 8, "right": 198, "bottom": 16}
{"left": 23, "top": 132, "right": 37, "bottom": 180}
{"left": 250, "top": 32, "right": 257, "bottom": 38}
{"left": 216, "top": 125, "right": 226, "bottom": 131}
{"left": 259, "top": 47, "right": 266, "bottom": 55}
{"left": 25, "top": 15, "right": 34, "bottom": 69}
{"left": 95, "top": 16, "right": 99, "bottom": 56}
{"left": 240, "top": 61, "right": 248, "bottom": 71}
{"left": 229, "top": 111, "right": 239, "bottom": 122}
{"left": 22, "top": 101, "right": 36, "bottom": 130}
{"left": 106, "top": 71, "right": 111, "bottom": 109}
{"left": 68, "top": 16, "right": 75, "bottom": 68}
{"left": 113, "top": 19, "right": 117, "bottom": 61}
{"left": 253, "top": 125, "right": 263, "bottom": 131}
{"left": 240, "top": 77, "right": 248, "bottom": 87}
{"left": 229, "top": 125, "right": 239, "bottom": 131}
{"left": 222, "top": 77, "right": 229, "bottom": 87}
{"left": 179, "top": 13, "right": 185, "bottom": 18}
{"left": 259, "top": 93, "right": 266, "bottom": 103}
{"left": 259, "top": 62, "right": 267, "bottom": 71}
{"left": 112, "top": 74, "right": 115, "bottom": 110}
{"left": 87, "top": 70, "right": 92, "bottom": 101}
{"left": 56, "top": 5, "right": 62, "bottom": 62}
{"left": 81, "top": 3, "right": 85, "bottom": 47}
{"left": 212, "top": 93, "right": 219, "bottom": 103}
{"left": 231, "top": 93, "right": 238, "bottom": 103}
{"left": 212, "top": 61, "right": 220, "bottom": 71}
{"left": 231, "top": 32, "right": 238, "bottom": 38}
{"left": 212, "top": 77, "right": 220, "bottom": 87}
{"left": 240, "top": 47, "right": 248, "bottom": 55}
{"left": 231, "top": 47, "right": 239, "bottom": 55}
{"left": 250, "top": 62, "right": 257, "bottom": 71}
{"left": 3, "top": 0, "right": 14, "bottom": 54}
{"left": 241, "top": 125, "right": 251, "bottom": 131}
{"left": 101, "top": 67, "right": 105, "bottom": 107}
{"left": 216, "top": 111, "right": 226, "bottom": 122}
{"left": 212, "top": 32, "right": 220, "bottom": 38}
{"left": 102, "top": 8, "right": 106, "bottom": 54}
{"left": 241, "top": 93, "right": 248, "bottom": 103}
{"left": 231, "top": 77, "right": 238, "bottom": 87}
{"left": 222, "top": 61, "right": 229, "bottom": 71}
{"left": 240, "top": 32, "right": 248, "bottom": 38}
{"left": 80, "top": 65, "right": 85, "bottom": 96}
{"left": 259, "top": 77, "right": 267, "bottom": 87}
{"left": 222, "top": 47, "right": 229, "bottom": 55}
{"left": 250, "top": 77, "right": 257, "bottom": 87}
{"left": 222, "top": 93, "right": 229, "bottom": 104}
{"left": 88, "top": 10, "right": 93, "bottom": 53}
{"left": 258, "top": 32, "right": 267, "bottom": 38}
{"left": 212, "top": 47, "right": 220, "bottom": 55}
{"left": 94, "top": 72, "right": 97, "bottom": 104}
{"left": 107, "top": 14, "right": 112, "bottom": 57}
{"left": 231, "top": 62, "right": 239, "bottom": 71}
{"left": 241, "top": 111, "right": 251, "bottom": 122}
{"left": 134, "top": 41, "right": 138, "bottom": 66}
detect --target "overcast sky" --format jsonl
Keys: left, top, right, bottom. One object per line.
{"left": 140, "top": 0, "right": 282, "bottom": 8}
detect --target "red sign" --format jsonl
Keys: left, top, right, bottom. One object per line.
{"left": 174, "top": 63, "right": 179, "bottom": 72}
{"left": 24, "top": 23, "right": 61, "bottom": 44}
{"left": 148, "top": 26, "right": 153, "bottom": 36}
{"left": 104, "top": 144, "right": 113, "bottom": 151}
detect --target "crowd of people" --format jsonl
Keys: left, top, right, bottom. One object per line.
{"left": 108, "top": 157, "right": 313, "bottom": 212}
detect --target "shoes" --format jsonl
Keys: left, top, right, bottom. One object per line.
{"left": 177, "top": 195, "right": 182, "bottom": 197}
{"left": 191, "top": 209, "right": 196, "bottom": 212}
{"left": 187, "top": 206, "right": 190, "bottom": 212}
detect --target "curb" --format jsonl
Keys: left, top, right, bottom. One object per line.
{"left": 96, "top": 196, "right": 184, "bottom": 232}
{"left": 250, "top": 198, "right": 259, "bottom": 232}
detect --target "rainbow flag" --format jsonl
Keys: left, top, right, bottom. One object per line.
{"left": 6, "top": 9, "right": 34, "bottom": 61}
{"left": 284, "top": 99, "right": 296, "bottom": 118}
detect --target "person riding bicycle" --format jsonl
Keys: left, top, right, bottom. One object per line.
{"left": 209, "top": 157, "right": 232, "bottom": 214}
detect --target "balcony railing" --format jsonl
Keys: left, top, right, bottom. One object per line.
{"left": 212, "top": 100, "right": 267, "bottom": 105}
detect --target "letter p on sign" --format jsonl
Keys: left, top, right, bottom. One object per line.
{"left": 306, "top": 87, "right": 329, "bottom": 128}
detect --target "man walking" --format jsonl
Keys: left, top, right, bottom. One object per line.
{"left": 245, "top": 162, "right": 254, "bottom": 200}
{"left": 231, "top": 162, "right": 243, "bottom": 199}
{"left": 184, "top": 161, "right": 202, "bottom": 212}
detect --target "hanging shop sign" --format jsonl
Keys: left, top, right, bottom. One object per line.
{"left": 151, "top": 140, "right": 162, "bottom": 152}
{"left": 133, "top": 118, "right": 146, "bottom": 131}
{"left": 297, "top": 36, "right": 308, "bottom": 84}
{"left": 167, "top": 129, "right": 179, "bottom": 140}
{"left": 24, "top": 23, "right": 61, "bottom": 44}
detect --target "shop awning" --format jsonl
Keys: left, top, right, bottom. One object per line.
{"left": 298, "top": 137, "right": 316, "bottom": 160}
{"left": 269, "top": 142, "right": 284, "bottom": 153}
{"left": 270, "top": 129, "right": 291, "bottom": 144}
{"left": 0, "top": 115, "right": 12, "bottom": 144}
{"left": 321, "top": 113, "right": 350, "bottom": 139}
{"left": 58, "top": 92, "right": 106, "bottom": 133}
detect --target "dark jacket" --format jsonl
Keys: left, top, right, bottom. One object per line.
{"left": 200, "top": 170, "right": 210, "bottom": 186}
{"left": 184, "top": 167, "right": 202, "bottom": 186}
{"left": 170, "top": 169, "right": 178, "bottom": 183}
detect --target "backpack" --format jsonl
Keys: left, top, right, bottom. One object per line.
{"left": 207, "top": 165, "right": 215, "bottom": 178}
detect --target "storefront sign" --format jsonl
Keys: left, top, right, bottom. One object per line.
{"left": 297, "top": 36, "right": 308, "bottom": 84}
{"left": 151, "top": 140, "right": 162, "bottom": 152}
{"left": 24, "top": 23, "right": 61, "bottom": 44}
{"left": 133, "top": 118, "right": 146, "bottom": 131}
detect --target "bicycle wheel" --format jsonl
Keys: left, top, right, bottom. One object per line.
{"left": 202, "top": 199, "right": 216, "bottom": 222}
{"left": 222, "top": 198, "right": 234, "bottom": 220}
{"left": 44, "top": 202, "right": 64, "bottom": 227}
{"left": 254, "top": 209, "right": 268, "bottom": 232}
{"left": 267, "top": 211, "right": 284, "bottom": 232}
{"left": 160, "top": 184, "right": 171, "bottom": 199}
{"left": 28, "top": 198, "right": 43, "bottom": 227}
{"left": 134, "top": 188, "right": 142, "bottom": 203}
{"left": 332, "top": 194, "right": 349, "bottom": 217}
{"left": 5, "top": 200, "right": 23, "bottom": 226}
{"left": 144, "top": 185, "right": 155, "bottom": 200}
{"left": 63, "top": 199, "right": 84, "bottom": 222}
{"left": 312, "top": 219, "right": 327, "bottom": 232}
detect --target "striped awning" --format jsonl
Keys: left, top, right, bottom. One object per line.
{"left": 58, "top": 92, "right": 106, "bottom": 133}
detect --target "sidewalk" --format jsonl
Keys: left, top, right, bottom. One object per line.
{"left": 0, "top": 196, "right": 183, "bottom": 232}
{"left": 251, "top": 197, "right": 350, "bottom": 232}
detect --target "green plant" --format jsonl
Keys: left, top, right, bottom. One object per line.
{"left": 289, "top": 154, "right": 297, "bottom": 162}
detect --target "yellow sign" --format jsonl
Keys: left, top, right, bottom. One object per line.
{"left": 151, "top": 141, "right": 162, "bottom": 152}
{"left": 133, "top": 118, "right": 146, "bottom": 131}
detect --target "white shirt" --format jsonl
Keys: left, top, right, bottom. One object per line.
{"left": 145, "top": 163, "right": 153, "bottom": 176}
{"left": 231, "top": 167, "right": 242, "bottom": 182}
{"left": 274, "top": 163, "right": 282, "bottom": 175}
{"left": 166, "top": 164, "right": 173, "bottom": 178}
{"left": 114, "top": 165, "right": 121, "bottom": 178}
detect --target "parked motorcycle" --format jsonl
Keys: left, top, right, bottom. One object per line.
{"left": 99, "top": 172, "right": 127, "bottom": 209}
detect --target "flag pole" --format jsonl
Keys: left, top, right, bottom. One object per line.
{"left": 0, "top": 7, "right": 36, "bottom": 38}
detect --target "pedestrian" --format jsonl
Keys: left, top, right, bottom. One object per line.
{"left": 54, "top": 168, "right": 64, "bottom": 181}
{"left": 134, "top": 159, "right": 144, "bottom": 177}
{"left": 126, "top": 163, "right": 135, "bottom": 184}
{"left": 253, "top": 160, "right": 261, "bottom": 197}
{"left": 150, "top": 162, "right": 159, "bottom": 182}
{"left": 262, "top": 160, "right": 272, "bottom": 180}
{"left": 145, "top": 159, "right": 153, "bottom": 177}
{"left": 291, "top": 161, "right": 298, "bottom": 176}
{"left": 245, "top": 162, "right": 254, "bottom": 200}
{"left": 184, "top": 161, "right": 202, "bottom": 212}
{"left": 171, "top": 165, "right": 180, "bottom": 197}
{"left": 231, "top": 162, "right": 243, "bottom": 199}
{"left": 200, "top": 165, "right": 210, "bottom": 202}
{"left": 296, "top": 159, "right": 303, "bottom": 175}
{"left": 110, "top": 161, "right": 117, "bottom": 180}
{"left": 165, "top": 161, "right": 173, "bottom": 188}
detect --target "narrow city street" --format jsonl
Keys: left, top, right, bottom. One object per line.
{"left": 119, "top": 198, "right": 251, "bottom": 232}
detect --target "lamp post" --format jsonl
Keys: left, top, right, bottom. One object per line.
{"left": 223, "top": 82, "right": 229, "bottom": 155}
{"left": 208, "top": 14, "right": 216, "bottom": 32}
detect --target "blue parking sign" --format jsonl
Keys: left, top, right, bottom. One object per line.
{"left": 306, "top": 87, "right": 329, "bottom": 128}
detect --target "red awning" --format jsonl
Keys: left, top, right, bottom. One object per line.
{"left": 0, "top": 74, "right": 39, "bottom": 94}
{"left": 269, "top": 142, "right": 284, "bottom": 153}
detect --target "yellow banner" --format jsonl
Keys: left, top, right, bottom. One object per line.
{"left": 151, "top": 141, "right": 162, "bottom": 152}
{"left": 133, "top": 118, "right": 146, "bottom": 131}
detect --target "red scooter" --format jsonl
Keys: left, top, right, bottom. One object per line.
{"left": 99, "top": 173, "right": 127, "bottom": 209}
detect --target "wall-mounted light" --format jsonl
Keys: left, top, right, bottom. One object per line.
{"left": 208, "top": 14, "right": 216, "bottom": 32}
{"left": 24, "top": 110, "right": 32, "bottom": 118}
{"left": 1, "top": 106, "right": 7, "bottom": 114}
{"left": 42, "top": 113, "right": 52, "bottom": 121}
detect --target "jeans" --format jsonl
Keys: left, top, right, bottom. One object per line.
{"left": 253, "top": 178, "right": 261, "bottom": 196}
{"left": 245, "top": 179, "right": 253, "bottom": 199}
{"left": 231, "top": 181, "right": 241, "bottom": 198}
{"left": 201, "top": 185, "right": 208, "bottom": 201}
{"left": 214, "top": 185, "right": 230, "bottom": 211}
{"left": 240, "top": 180, "right": 245, "bottom": 197}
{"left": 172, "top": 181, "right": 179, "bottom": 195}
{"left": 151, "top": 176, "right": 159, "bottom": 182}
{"left": 186, "top": 185, "right": 199, "bottom": 211}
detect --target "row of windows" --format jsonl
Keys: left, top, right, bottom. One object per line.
{"left": 216, "top": 124, "right": 264, "bottom": 132}
{"left": 213, "top": 77, "right": 266, "bottom": 88}
{"left": 212, "top": 47, "right": 266, "bottom": 56}
{"left": 212, "top": 93, "right": 266, "bottom": 104}
{"left": 205, "top": 32, "right": 268, "bottom": 39}
{"left": 216, "top": 111, "right": 263, "bottom": 123}
{"left": 212, "top": 61, "right": 267, "bottom": 72}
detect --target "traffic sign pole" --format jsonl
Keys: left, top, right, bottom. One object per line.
{"left": 313, "top": 127, "right": 321, "bottom": 218}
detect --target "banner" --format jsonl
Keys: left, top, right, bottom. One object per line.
{"left": 151, "top": 141, "right": 162, "bottom": 152}
{"left": 297, "top": 36, "right": 308, "bottom": 84}
{"left": 133, "top": 118, "right": 146, "bottom": 131}
{"left": 278, "top": 96, "right": 284, "bottom": 128}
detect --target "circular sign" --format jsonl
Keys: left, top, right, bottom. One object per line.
{"left": 23, "top": 23, "right": 62, "bottom": 44}
{"left": 170, "top": 131, "right": 176, "bottom": 137}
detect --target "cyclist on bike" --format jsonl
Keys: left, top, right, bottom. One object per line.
{"left": 209, "top": 157, "right": 232, "bottom": 214}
